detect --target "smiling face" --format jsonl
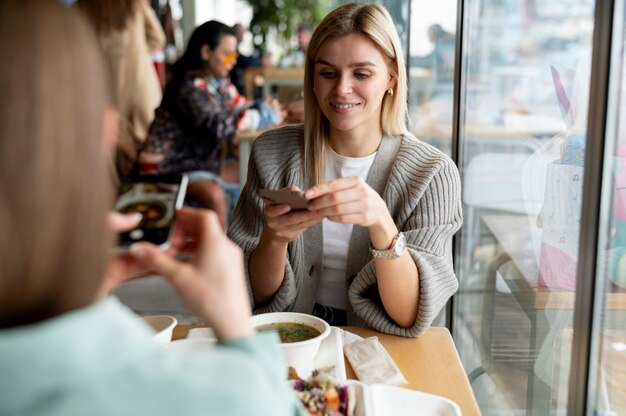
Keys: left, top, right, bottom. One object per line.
{"left": 313, "top": 33, "right": 395, "bottom": 147}
{"left": 204, "top": 34, "right": 238, "bottom": 78}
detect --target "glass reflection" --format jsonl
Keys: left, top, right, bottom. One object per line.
{"left": 408, "top": 0, "right": 457, "bottom": 155}
{"left": 452, "top": 0, "right": 596, "bottom": 414}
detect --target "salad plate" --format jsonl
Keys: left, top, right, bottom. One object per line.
{"left": 291, "top": 369, "right": 461, "bottom": 416}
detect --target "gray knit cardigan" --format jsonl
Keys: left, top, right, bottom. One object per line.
{"left": 227, "top": 124, "right": 462, "bottom": 337}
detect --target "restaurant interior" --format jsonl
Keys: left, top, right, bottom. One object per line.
{"left": 103, "top": 0, "right": 626, "bottom": 414}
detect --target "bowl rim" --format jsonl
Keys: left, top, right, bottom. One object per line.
{"left": 250, "top": 312, "right": 331, "bottom": 347}
{"left": 141, "top": 314, "right": 178, "bottom": 332}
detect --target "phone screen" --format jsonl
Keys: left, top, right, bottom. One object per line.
{"left": 115, "top": 174, "right": 188, "bottom": 249}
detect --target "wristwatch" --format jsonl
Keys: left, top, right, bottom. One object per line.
{"left": 371, "top": 232, "right": 406, "bottom": 259}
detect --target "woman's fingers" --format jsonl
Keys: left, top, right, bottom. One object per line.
{"left": 264, "top": 203, "right": 293, "bottom": 218}
{"left": 262, "top": 202, "right": 324, "bottom": 242}
{"left": 131, "top": 242, "right": 186, "bottom": 281}
{"left": 305, "top": 176, "right": 361, "bottom": 199}
{"left": 307, "top": 177, "right": 371, "bottom": 211}
{"left": 108, "top": 211, "right": 141, "bottom": 232}
{"left": 168, "top": 207, "right": 220, "bottom": 250}
{"left": 304, "top": 177, "right": 389, "bottom": 227}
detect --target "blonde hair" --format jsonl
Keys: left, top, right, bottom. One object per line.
{"left": 75, "top": 0, "right": 140, "bottom": 33}
{"left": 303, "top": 3, "right": 409, "bottom": 185}
{"left": 0, "top": 0, "right": 113, "bottom": 327}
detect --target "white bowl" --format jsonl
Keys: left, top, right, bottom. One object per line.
{"left": 165, "top": 338, "right": 215, "bottom": 353}
{"left": 141, "top": 315, "right": 177, "bottom": 344}
{"left": 251, "top": 312, "right": 331, "bottom": 366}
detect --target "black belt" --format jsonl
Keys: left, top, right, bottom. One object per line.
{"left": 312, "top": 303, "right": 347, "bottom": 326}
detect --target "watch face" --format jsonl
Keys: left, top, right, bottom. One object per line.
{"left": 393, "top": 233, "right": 406, "bottom": 257}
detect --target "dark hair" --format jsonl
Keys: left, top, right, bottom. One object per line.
{"left": 172, "top": 20, "right": 236, "bottom": 79}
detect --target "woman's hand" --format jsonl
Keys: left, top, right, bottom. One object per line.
{"left": 130, "top": 208, "right": 254, "bottom": 341}
{"left": 102, "top": 212, "right": 145, "bottom": 292}
{"left": 307, "top": 177, "right": 419, "bottom": 327}
{"left": 264, "top": 95, "right": 287, "bottom": 120}
{"left": 248, "top": 187, "right": 324, "bottom": 304}
{"left": 305, "top": 176, "right": 390, "bottom": 227}
{"left": 262, "top": 187, "right": 324, "bottom": 243}
{"left": 305, "top": 176, "right": 398, "bottom": 250}
{"left": 283, "top": 99, "right": 304, "bottom": 123}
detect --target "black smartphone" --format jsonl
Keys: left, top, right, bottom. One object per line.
{"left": 258, "top": 188, "right": 310, "bottom": 210}
{"left": 114, "top": 174, "right": 188, "bottom": 250}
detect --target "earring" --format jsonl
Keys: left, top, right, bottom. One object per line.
{"left": 387, "top": 88, "right": 394, "bottom": 96}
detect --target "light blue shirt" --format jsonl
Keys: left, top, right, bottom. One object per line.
{"left": 0, "top": 296, "right": 307, "bottom": 416}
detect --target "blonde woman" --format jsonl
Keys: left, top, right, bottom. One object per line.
{"left": 76, "top": 0, "right": 166, "bottom": 181}
{"left": 0, "top": 2, "right": 306, "bottom": 415}
{"left": 229, "top": 3, "right": 462, "bottom": 337}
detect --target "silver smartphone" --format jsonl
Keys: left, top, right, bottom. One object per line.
{"left": 115, "top": 174, "right": 188, "bottom": 250}
{"left": 258, "top": 188, "right": 310, "bottom": 210}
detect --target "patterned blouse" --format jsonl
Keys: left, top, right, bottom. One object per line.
{"left": 138, "top": 74, "right": 243, "bottom": 175}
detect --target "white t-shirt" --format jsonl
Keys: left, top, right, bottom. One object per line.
{"left": 317, "top": 148, "right": 376, "bottom": 309}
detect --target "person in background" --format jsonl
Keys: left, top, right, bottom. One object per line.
{"left": 138, "top": 20, "right": 283, "bottom": 229}
{"left": 412, "top": 23, "right": 456, "bottom": 84}
{"left": 228, "top": 3, "right": 462, "bottom": 337}
{"left": 280, "top": 23, "right": 312, "bottom": 68}
{"left": 76, "top": 0, "right": 166, "bottom": 183}
{"left": 0, "top": 2, "right": 307, "bottom": 415}
{"left": 297, "top": 24, "right": 312, "bottom": 54}
{"left": 161, "top": 0, "right": 184, "bottom": 81}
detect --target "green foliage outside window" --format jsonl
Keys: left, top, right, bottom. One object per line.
{"left": 244, "top": 0, "right": 329, "bottom": 54}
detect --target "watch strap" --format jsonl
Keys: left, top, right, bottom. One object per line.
{"left": 370, "top": 232, "right": 405, "bottom": 259}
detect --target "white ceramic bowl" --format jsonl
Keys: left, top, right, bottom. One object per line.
{"left": 251, "top": 312, "right": 331, "bottom": 366}
{"left": 165, "top": 338, "right": 215, "bottom": 353}
{"left": 141, "top": 315, "right": 177, "bottom": 344}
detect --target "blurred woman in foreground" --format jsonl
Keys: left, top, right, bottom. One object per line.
{"left": 75, "top": 0, "right": 166, "bottom": 182}
{"left": 0, "top": 1, "right": 304, "bottom": 415}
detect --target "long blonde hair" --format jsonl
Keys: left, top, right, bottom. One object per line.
{"left": 75, "top": 0, "right": 140, "bottom": 33}
{"left": 0, "top": 0, "right": 113, "bottom": 327}
{"left": 303, "top": 3, "right": 409, "bottom": 185}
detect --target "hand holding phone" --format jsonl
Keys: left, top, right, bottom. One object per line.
{"left": 258, "top": 188, "right": 310, "bottom": 210}
{"left": 115, "top": 174, "right": 188, "bottom": 250}
{"left": 129, "top": 209, "right": 254, "bottom": 341}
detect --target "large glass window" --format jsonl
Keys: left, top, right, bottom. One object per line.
{"left": 452, "top": 0, "right": 596, "bottom": 414}
{"left": 408, "top": 0, "right": 458, "bottom": 155}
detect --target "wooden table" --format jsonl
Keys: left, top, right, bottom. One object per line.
{"left": 244, "top": 67, "right": 304, "bottom": 100}
{"left": 174, "top": 325, "right": 481, "bottom": 416}
{"left": 482, "top": 214, "right": 626, "bottom": 311}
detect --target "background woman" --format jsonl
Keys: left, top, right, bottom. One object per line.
{"left": 76, "top": 0, "right": 166, "bottom": 182}
{"left": 228, "top": 3, "right": 463, "bottom": 337}
{"left": 0, "top": 2, "right": 305, "bottom": 415}
{"left": 139, "top": 20, "right": 283, "bottom": 229}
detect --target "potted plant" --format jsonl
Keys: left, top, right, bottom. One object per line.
{"left": 244, "top": 0, "right": 329, "bottom": 56}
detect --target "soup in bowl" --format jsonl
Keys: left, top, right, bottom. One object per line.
{"left": 251, "top": 312, "right": 331, "bottom": 366}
